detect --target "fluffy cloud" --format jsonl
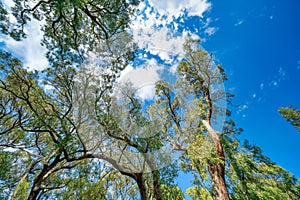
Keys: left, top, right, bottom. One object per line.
{"left": 133, "top": 28, "right": 193, "bottom": 63}
{"left": 1, "top": 19, "right": 48, "bottom": 71}
{"left": 235, "top": 19, "right": 244, "bottom": 27}
{"left": 131, "top": 0, "right": 209, "bottom": 63}
{"left": 204, "top": 27, "right": 218, "bottom": 36}
{"left": 132, "top": 0, "right": 210, "bottom": 29}
{"left": 1, "top": 0, "right": 48, "bottom": 71}
{"left": 118, "top": 59, "right": 162, "bottom": 101}
{"left": 148, "top": 0, "right": 211, "bottom": 19}
{"left": 2, "top": 0, "right": 14, "bottom": 9}
{"left": 128, "top": 0, "right": 213, "bottom": 100}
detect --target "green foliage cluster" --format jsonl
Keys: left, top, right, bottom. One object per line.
{"left": 161, "top": 185, "right": 185, "bottom": 200}
{"left": 279, "top": 106, "right": 300, "bottom": 131}
{"left": 1, "top": 0, "right": 139, "bottom": 64}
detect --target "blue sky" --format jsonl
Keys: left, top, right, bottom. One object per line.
{"left": 204, "top": 0, "right": 300, "bottom": 177}
{"left": 1, "top": 0, "right": 300, "bottom": 197}
{"left": 122, "top": 0, "right": 300, "bottom": 197}
{"left": 127, "top": 0, "right": 300, "bottom": 178}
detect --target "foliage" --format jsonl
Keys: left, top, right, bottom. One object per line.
{"left": 222, "top": 124, "right": 300, "bottom": 200}
{"left": 0, "top": 45, "right": 144, "bottom": 199}
{"left": 161, "top": 185, "right": 185, "bottom": 200}
{"left": 279, "top": 106, "right": 300, "bottom": 131}
{"left": 0, "top": 0, "right": 140, "bottom": 64}
{"left": 186, "top": 186, "right": 213, "bottom": 200}
{"left": 1, "top": 2, "right": 300, "bottom": 198}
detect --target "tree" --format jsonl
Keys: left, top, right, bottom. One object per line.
{"left": 0, "top": 47, "right": 169, "bottom": 199}
{"left": 152, "top": 38, "right": 230, "bottom": 200}
{"left": 279, "top": 106, "right": 300, "bottom": 131}
{"left": 2, "top": 35, "right": 300, "bottom": 199}
{"left": 151, "top": 39, "right": 300, "bottom": 200}
{"left": 161, "top": 185, "right": 185, "bottom": 200}
{"left": 0, "top": 1, "right": 167, "bottom": 197}
{"left": 0, "top": 0, "right": 146, "bottom": 198}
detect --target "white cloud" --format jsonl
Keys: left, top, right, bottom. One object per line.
{"left": 133, "top": 27, "right": 195, "bottom": 63}
{"left": 241, "top": 104, "right": 248, "bottom": 110}
{"left": 269, "top": 80, "right": 278, "bottom": 87}
{"left": 278, "top": 67, "right": 286, "bottom": 79}
{"left": 148, "top": 0, "right": 211, "bottom": 19}
{"left": 203, "top": 18, "right": 212, "bottom": 28}
{"left": 136, "top": 84, "right": 156, "bottom": 101}
{"left": 204, "top": 27, "right": 217, "bottom": 36}
{"left": 234, "top": 20, "right": 244, "bottom": 26}
{"left": 119, "top": 65, "right": 134, "bottom": 79}
{"left": 236, "top": 103, "right": 249, "bottom": 115}
{"left": 267, "top": 67, "right": 286, "bottom": 88}
{"left": 2, "top": 0, "right": 14, "bottom": 9}
{"left": 169, "top": 63, "right": 178, "bottom": 74}
{"left": 260, "top": 83, "right": 264, "bottom": 90}
{"left": 131, "top": 0, "right": 210, "bottom": 62}
{"left": 1, "top": 19, "right": 48, "bottom": 71}
{"left": 2, "top": 0, "right": 17, "bottom": 24}
{"left": 118, "top": 59, "right": 162, "bottom": 101}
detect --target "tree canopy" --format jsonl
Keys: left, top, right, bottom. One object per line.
{"left": 1, "top": 1, "right": 300, "bottom": 200}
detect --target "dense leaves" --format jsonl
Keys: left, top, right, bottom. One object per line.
{"left": 279, "top": 106, "right": 300, "bottom": 131}
{"left": 1, "top": 0, "right": 139, "bottom": 65}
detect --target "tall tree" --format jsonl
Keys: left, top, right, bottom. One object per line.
{"left": 0, "top": 31, "right": 141, "bottom": 198}
{"left": 152, "top": 39, "right": 300, "bottom": 200}
{"left": 0, "top": 1, "right": 166, "bottom": 199}
{"left": 153, "top": 38, "right": 230, "bottom": 200}
{"left": 0, "top": 48, "right": 169, "bottom": 199}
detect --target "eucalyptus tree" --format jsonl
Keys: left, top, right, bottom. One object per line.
{"left": 0, "top": 50, "right": 73, "bottom": 199}
{"left": 152, "top": 38, "right": 230, "bottom": 200}
{"left": 0, "top": 0, "right": 143, "bottom": 198}
{"left": 152, "top": 38, "right": 300, "bottom": 200}
{"left": 0, "top": 0, "right": 165, "bottom": 199}
{"left": 0, "top": 38, "right": 166, "bottom": 199}
{"left": 0, "top": 28, "right": 139, "bottom": 200}
{"left": 223, "top": 136, "right": 300, "bottom": 200}
{"left": 192, "top": 117, "right": 300, "bottom": 200}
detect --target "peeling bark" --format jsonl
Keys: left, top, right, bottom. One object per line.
{"left": 202, "top": 120, "right": 230, "bottom": 200}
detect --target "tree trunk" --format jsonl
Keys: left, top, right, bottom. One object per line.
{"left": 27, "top": 154, "right": 62, "bottom": 200}
{"left": 152, "top": 170, "right": 163, "bottom": 200}
{"left": 135, "top": 173, "right": 149, "bottom": 200}
{"left": 208, "top": 161, "right": 229, "bottom": 200}
{"left": 202, "top": 120, "right": 230, "bottom": 200}
{"left": 27, "top": 164, "right": 50, "bottom": 200}
{"left": 27, "top": 186, "right": 40, "bottom": 200}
